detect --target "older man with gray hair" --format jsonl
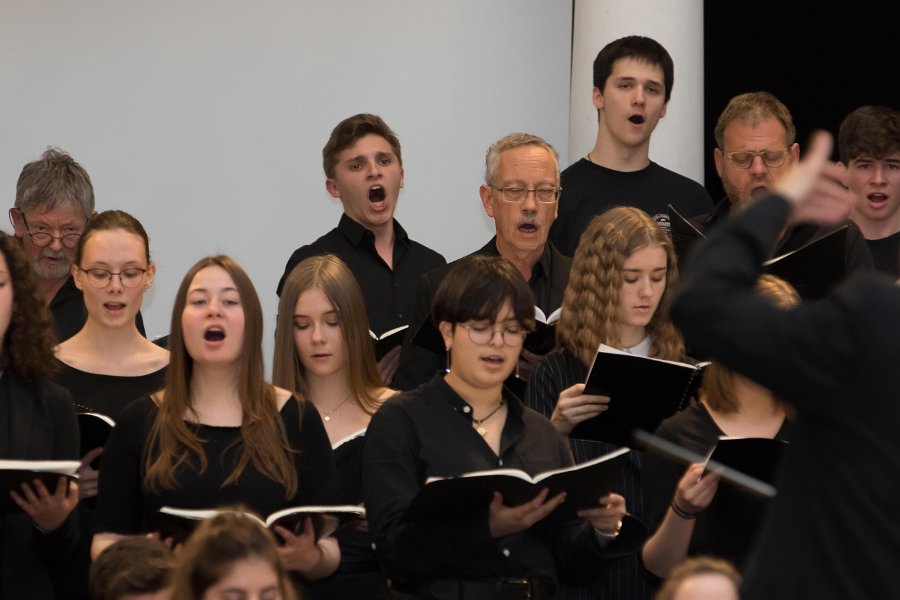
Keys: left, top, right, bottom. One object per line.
{"left": 394, "top": 133, "right": 571, "bottom": 391}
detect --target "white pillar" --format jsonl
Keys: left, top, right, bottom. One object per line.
{"left": 569, "top": 0, "right": 705, "bottom": 182}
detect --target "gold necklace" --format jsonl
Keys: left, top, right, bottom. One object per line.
{"left": 320, "top": 395, "right": 352, "bottom": 422}
{"left": 472, "top": 400, "right": 506, "bottom": 436}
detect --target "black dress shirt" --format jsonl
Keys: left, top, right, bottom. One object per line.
{"left": 393, "top": 239, "right": 572, "bottom": 391}
{"left": 362, "top": 374, "right": 639, "bottom": 589}
{"left": 0, "top": 370, "right": 80, "bottom": 600}
{"left": 276, "top": 214, "right": 446, "bottom": 336}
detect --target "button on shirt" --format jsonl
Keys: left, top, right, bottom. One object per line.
{"left": 362, "top": 374, "right": 632, "bottom": 587}
{"left": 277, "top": 215, "right": 446, "bottom": 336}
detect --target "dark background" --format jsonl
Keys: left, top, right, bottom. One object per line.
{"left": 703, "top": 0, "right": 900, "bottom": 200}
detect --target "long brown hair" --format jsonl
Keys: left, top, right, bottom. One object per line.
{"left": 0, "top": 233, "right": 57, "bottom": 380}
{"left": 272, "top": 254, "right": 384, "bottom": 414}
{"left": 556, "top": 207, "right": 683, "bottom": 367}
{"left": 144, "top": 256, "right": 297, "bottom": 497}
{"left": 702, "top": 275, "right": 800, "bottom": 413}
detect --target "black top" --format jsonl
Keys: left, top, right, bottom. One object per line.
{"left": 52, "top": 359, "right": 166, "bottom": 422}
{"left": 550, "top": 159, "right": 713, "bottom": 256}
{"left": 49, "top": 361, "right": 167, "bottom": 600}
{"left": 94, "top": 395, "right": 337, "bottom": 535}
{"left": 331, "top": 430, "right": 372, "bottom": 563}
{"left": 362, "top": 374, "right": 640, "bottom": 588}
{"left": 276, "top": 215, "right": 446, "bottom": 337}
{"left": 671, "top": 195, "right": 900, "bottom": 600}
{"left": 393, "top": 238, "right": 572, "bottom": 391}
{"left": 864, "top": 230, "right": 900, "bottom": 278}
{"left": 0, "top": 370, "right": 80, "bottom": 600}
{"left": 675, "top": 196, "right": 874, "bottom": 280}
{"left": 642, "top": 402, "right": 789, "bottom": 572}
{"left": 49, "top": 276, "right": 146, "bottom": 343}
{"left": 525, "top": 349, "right": 649, "bottom": 600}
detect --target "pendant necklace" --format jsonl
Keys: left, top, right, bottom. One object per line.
{"left": 473, "top": 400, "right": 506, "bottom": 436}
{"left": 321, "top": 395, "right": 352, "bottom": 422}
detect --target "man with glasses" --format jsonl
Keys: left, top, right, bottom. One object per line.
{"left": 549, "top": 35, "right": 714, "bottom": 257}
{"left": 9, "top": 148, "right": 145, "bottom": 342}
{"left": 10, "top": 148, "right": 96, "bottom": 341}
{"left": 674, "top": 92, "right": 872, "bottom": 291}
{"left": 394, "top": 133, "right": 571, "bottom": 392}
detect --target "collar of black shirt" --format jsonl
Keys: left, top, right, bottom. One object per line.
{"left": 430, "top": 373, "right": 526, "bottom": 451}
{"left": 338, "top": 213, "right": 410, "bottom": 249}
{"left": 480, "top": 236, "right": 550, "bottom": 284}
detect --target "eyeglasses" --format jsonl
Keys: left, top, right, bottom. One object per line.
{"left": 77, "top": 267, "right": 148, "bottom": 288}
{"left": 723, "top": 149, "right": 791, "bottom": 169}
{"left": 460, "top": 323, "right": 526, "bottom": 347}
{"left": 13, "top": 212, "right": 83, "bottom": 249}
{"left": 490, "top": 185, "right": 561, "bottom": 204}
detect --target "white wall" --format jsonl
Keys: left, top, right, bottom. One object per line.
{"left": 0, "top": 1, "right": 572, "bottom": 367}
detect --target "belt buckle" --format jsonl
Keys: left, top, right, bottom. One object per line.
{"left": 499, "top": 578, "right": 532, "bottom": 600}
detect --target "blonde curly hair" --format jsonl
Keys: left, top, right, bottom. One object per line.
{"left": 556, "top": 206, "right": 683, "bottom": 367}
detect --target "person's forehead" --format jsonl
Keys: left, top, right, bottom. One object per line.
{"left": 188, "top": 265, "right": 237, "bottom": 292}
{"left": 723, "top": 117, "right": 787, "bottom": 146}
{"left": 852, "top": 151, "right": 900, "bottom": 163}
{"left": 26, "top": 203, "right": 87, "bottom": 226}
{"left": 609, "top": 57, "right": 664, "bottom": 82}
{"left": 339, "top": 133, "right": 395, "bottom": 159}
{"left": 496, "top": 146, "right": 558, "bottom": 180}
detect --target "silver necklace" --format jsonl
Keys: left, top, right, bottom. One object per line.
{"left": 472, "top": 400, "right": 506, "bottom": 436}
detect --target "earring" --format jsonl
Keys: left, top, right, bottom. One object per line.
{"left": 444, "top": 347, "right": 451, "bottom": 373}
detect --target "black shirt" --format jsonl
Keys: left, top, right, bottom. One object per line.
{"left": 393, "top": 239, "right": 572, "bottom": 391}
{"left": 550, "top": 159, "right": 714, "bottom": 256}
{"left": 674, "top": 197, "right": 874, "bottom": 286}
{"left": 276, "top": 214, "right": 446, "bottom": 336}
{"left": 94, "top": 395, "right": 337, "bottom": 535}
{"left": 864, "top": 230, "right": 900, "bottom": 278}
{"left": 362, "top": 374, "right": 638, "bottom": 588}
{"left": 642, "top": 402, "right": 790, "bottom": 575}
{"left": 671, "top": 195, "right": 900, "bottom": 599}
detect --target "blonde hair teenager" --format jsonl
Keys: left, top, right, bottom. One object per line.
{"left": 273, "top": 254, "right": 394, "bottom": 599}
{"left": 525, "top": 206, "right": 683, "bottom": 599}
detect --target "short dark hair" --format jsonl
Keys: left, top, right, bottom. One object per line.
{"left": 593, "top": 35, "right": 674, "bottom": 103}
{"left": 322, "top": 113, "right": 402, "bottom": 179}
{"left": 15, "top": 147, "right": 94, "bottom": 219}
{"left": 89, "top": 536, "right": 175, "bottom": 600}
{"left": 432, "top": 255, "right": 535, "bottom": 330}
{"left": 838, "top": 105, "right": 900, "bottom": 164}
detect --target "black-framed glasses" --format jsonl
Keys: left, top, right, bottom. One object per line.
{"left": 490, "top": 185, "right": 561, "bottom": 204}
{"left": 460, "top": 323, "right": 526, "bottom": 347}
{"left": 723, "top": 149, "right": 791, "bottom": 169}
{"left": 11, "top": 210, "right": 83, "bottom": 249}
{"left": 77, "top": 267, "right": 148, "bottom": 288}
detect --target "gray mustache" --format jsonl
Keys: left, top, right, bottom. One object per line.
{"left": 516, "top": 214, "right": 542, "bottom": 228}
